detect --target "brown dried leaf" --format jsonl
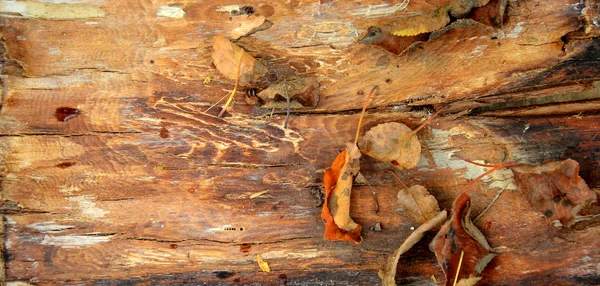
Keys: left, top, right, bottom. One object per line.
{"left": 397, "top": 185, "right": 441, "bottom": 224}
{"left": 211, "top": 35, "right": 267, "bottom": 86}
{"left": 255, "top": 77, "right": 320, "bottom": 109}
{"left": 359, "top": 122, "right": 421, "bottom": 169}
{"left": 225, "top": 15, "right": 270, "bottom": 40}
{"left": 321, "top": 143, "right": 363, "bottom": 243}
{"left": 256, "top": 254, "right": 270, "bottom": 272}
{"left": 379, "top": 210, "right": 448, "bottom": 286}
{"left": 430, "top": 194, "right": 496, "bottom": 286}
{"left": 511, "top": 159, "right": 597, "bottom": 227}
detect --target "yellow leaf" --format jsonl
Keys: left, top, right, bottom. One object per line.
{"left": 153, "top": 163, "right": 164, "bottom": 171}
{"left": 256, "top": 254, "right": 270, "bottom": 272}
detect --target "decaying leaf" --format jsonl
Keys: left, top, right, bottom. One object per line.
{"left": 321, "top": 143, "right": 363, "bottom": 243}
{"left": 397, "top": 185, "right": 441, "bottom": 224}
{"left": 211, "top": 35, "right": 267, "bottom": 86}
{"left": 379, "top": 210, "right": 448, "bottom": 286}
{"left": 359, "top": 122, "right": 421, "bottom": 169}
{"left": 256, "top": 254, "right": 270, "bottom": 272}
{"left": 430, "top": 194, "right": 496, "bottom": 286}
{"left": 254, "top": 77, "right": 320, "bottom": 109}
{"left": 511, "top": 159, "right": 598, "bottom": 227}
{"left": 390, "top": 0, "right": 490, "bottom": 36}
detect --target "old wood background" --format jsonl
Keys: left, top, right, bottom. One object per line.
{"left": 1, "top": 0, "right": 599, "bottom": 285}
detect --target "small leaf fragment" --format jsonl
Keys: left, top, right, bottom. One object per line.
{"left": 359, "top": 122, "right": 421, "bottom": 169}
{"left": 249, "top": 190, "right": 270, "bottom": 199}
{"left": 511, "top": 159, "right": 597, "bottom": 227}
{"left": 256, "top": 254, "right": 270, "bottom": 273}
{"left": 397, "top": 185, "right": 441, "bottom": 224}
{"left": 153, "top": 163, "right": 164, "bottom": 171}
{"left": 321, "top": 143, "right": 363, "bottom": 243}
{"left": 430, "top": 194, "right": 496, "bottom": 286}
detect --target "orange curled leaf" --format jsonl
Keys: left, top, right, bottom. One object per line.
{"left": 322, "top": 143, "right": 362, "bottom": 243}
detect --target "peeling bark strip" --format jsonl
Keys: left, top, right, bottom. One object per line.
{"left": 0, "top": 2, "right": 105, "bottom": 20}
{"left": 1, "top": 0, "right": 600, "bottom": 284}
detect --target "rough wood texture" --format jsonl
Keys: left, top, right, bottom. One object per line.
{"left": 1, "top": 0, "right": 599, "bottom": 285}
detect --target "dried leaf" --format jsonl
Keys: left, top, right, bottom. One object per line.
{"left": 321, "top": 142, "right": 363, "bottom": 243}
{"left": 256, "top": 254, "right": 270, "bottom": 272}
{"left": 379, "top": 210, "right": 448, "bottom": 286}
{"left": 511, "top": 159, "right": 597, "bottom": 227}
{"left": 211, "top": 35, "right": 267, "bottom": 86}
{"left": 225, "top": 15, "right": 270, "bottom": 40}
{"left": 255, "top": 77, "right": 320, "bottom": 109}
{"left": 430, "top": 194, "right": 496, "bottom": 286}
{"left": 359, "top": 122, "right": 421, "bottom": 169}
{"left": 397, "top": 185, "right": 441, "bottom": 224}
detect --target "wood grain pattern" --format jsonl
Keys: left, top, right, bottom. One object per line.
{"left": 1, "top": 0, "right": 599, "bottom": 284}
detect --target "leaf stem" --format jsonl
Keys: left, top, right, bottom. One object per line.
{"left": 456, "top": 161, "right": 516, "bottom": 198}
{"left": 354, "top": 86, "right": 378, "bottom": 145}
{"left": 218, "top": 53, "right": 243, "bottom": 118}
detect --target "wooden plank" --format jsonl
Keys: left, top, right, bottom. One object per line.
{"left": 1, "top": 0, "right": 600, "bottom": 284}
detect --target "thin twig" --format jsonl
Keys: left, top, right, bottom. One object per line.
{"left": 204, "top": 92, "right": 230, "bottom": 113}
{"left": 475, "top": 183, "right": 510, "bottom": 222}
{"left": 390, "top": 171, "right": 409, "bottom": 190}
{"left": 456, "top": 161, "right": 516, "bottom": 198}
{"left": 453, "top": 251, "right": 465, "bottom": 286}
{"left": 365, "top": 179, "right": 379, "bottom": 213}
{"left": 284, "top": 82, "right": 291, "bottom": 129}
{"left": 454, "top": 155, "right": 505, "bottom": 168}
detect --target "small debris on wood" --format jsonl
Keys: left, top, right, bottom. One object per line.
{"left": 256, "top": 254, "right": 271, "bottom": 272}
{"left": 153, "top": 163, "right": 165, "bottom": 171}
{"left": 253, "top": 77, "right": 320, "bottom": 109}
{"left": 249, "top": 190, "right": 270, "bottom": 199}
{"left": 55, "top": 107, "right": 80, "bottom": 122}
{"left": 370, "top": 222, "right": 382, "bottom": 232}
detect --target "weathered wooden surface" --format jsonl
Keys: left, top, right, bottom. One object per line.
{"left": 0, "top": 0, "right": 599, "bottom": 285}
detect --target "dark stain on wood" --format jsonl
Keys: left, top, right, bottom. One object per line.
{"left": 213, "top": 270, "right": 235, "bottom": 279}
{"left": 55, "top": 107, "right": 79, "bottom": 122}
{"left": 55, "top": 161, "right": 76, "bottom": 169}
{"left": 159, "top": 127, "right": 169, "bottom": 138}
